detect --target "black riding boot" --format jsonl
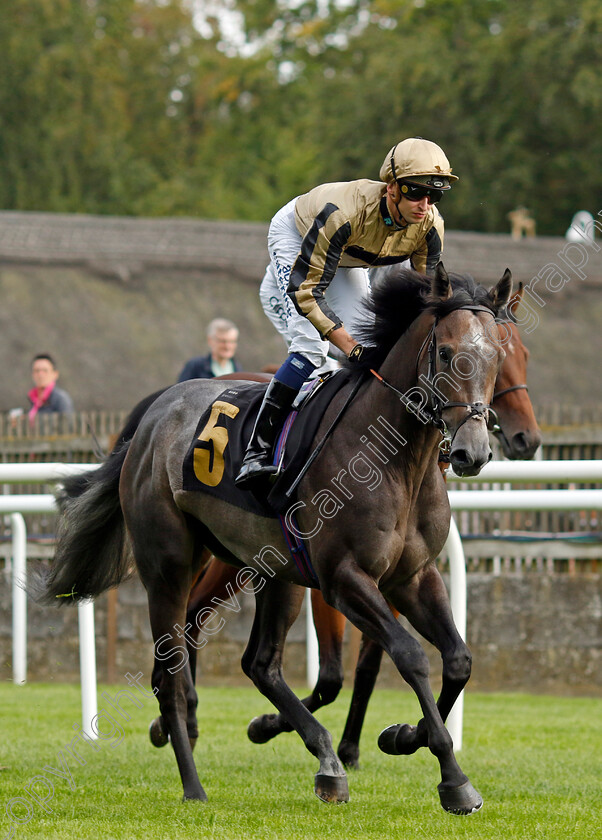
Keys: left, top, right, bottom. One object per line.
{"left": 234, "top": 379, "right": 298, "bottom": 491}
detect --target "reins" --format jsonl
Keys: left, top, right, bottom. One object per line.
{"left": 285, "top": 302, "right": 513, "bottom": 495}
{"left": 283, "top": 373, "right": 367, "bottom": 500}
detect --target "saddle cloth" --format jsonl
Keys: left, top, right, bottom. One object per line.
{"left": 182, "top": 369, "right": 354, "bottom": 518}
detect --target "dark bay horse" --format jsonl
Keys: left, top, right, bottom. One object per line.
{"left": 145, "top": 277, "right": 541, "bottom": 765}
{"left": 37, "top": 265, "right": 512, "bottom": 813}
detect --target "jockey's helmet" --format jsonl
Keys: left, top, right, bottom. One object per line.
{"left": 380, "top": 138, "right": 458, "bottom": 190}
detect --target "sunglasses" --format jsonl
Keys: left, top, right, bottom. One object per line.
{"left": 398, "top": 182, "right": 444, "bottom": 204}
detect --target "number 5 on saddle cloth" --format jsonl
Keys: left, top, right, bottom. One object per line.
{"left": 182, "top": 370, "right": 354, "bottom": 519}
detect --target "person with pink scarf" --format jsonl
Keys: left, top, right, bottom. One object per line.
{"left": 27, "top": 353, "right": 74, "bottom": 425}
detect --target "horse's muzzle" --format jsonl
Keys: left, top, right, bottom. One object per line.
{"left": 449, "top": 446, "right": 492, "bottom": 477}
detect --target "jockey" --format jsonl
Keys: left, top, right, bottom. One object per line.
{"left": 235, "top": 137, "right": 458, "bottom": 491}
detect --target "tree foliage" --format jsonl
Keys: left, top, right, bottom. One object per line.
{"left": 0, "top": 0, "right": 600, "bottom": 233}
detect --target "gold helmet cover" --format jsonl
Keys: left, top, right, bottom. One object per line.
{"left": 380, "top": 137, "right": 458, "bottom": 189}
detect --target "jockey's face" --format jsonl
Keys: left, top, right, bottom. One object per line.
{"left": 386, "top": 181, "right": 438, "bottom": 225}
{"left": 398, "top": 193, "right": 431, "bottom": 224}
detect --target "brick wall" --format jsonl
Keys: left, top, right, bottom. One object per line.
{"left": 1, "top": 570, "right": 599, "bottom": 694}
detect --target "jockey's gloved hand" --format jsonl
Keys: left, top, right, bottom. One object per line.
{"left": 348, "top": 344, "right": 364, "bottom": 364}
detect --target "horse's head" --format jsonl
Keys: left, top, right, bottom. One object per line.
{"left": 490, "top": 284, "right": 542, "bottom": 459}
{"left": 426, "top": 264, "right": 512, "bottom": 477}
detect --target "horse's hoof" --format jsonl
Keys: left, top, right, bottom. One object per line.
{"left": 149, "top": 717, "right": 169, "bottom": 748}
{"left": 438, "top": 780, "right": 483, "bottom": 815}
{"left": 189, "top": 736, "right": 197, "bottom": 752}
{"left": 247, "top": 715, "right": 272, "bottom": 744}
{"left": 378, "top": 724, "right": 400, "bottom": 754}
{"left": 182, "top": 787, "right": 208, "bottom": 803}
{"left": 337, "top": 740, "right": 360, "bottom": 770}
{"left": 377, "top": 723, "right": 419, "bottom": 756}
{"left": 314, "top": 773, "right": 349, "bottom": 804}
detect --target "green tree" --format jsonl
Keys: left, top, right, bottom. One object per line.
{"left": 1, "top": 1, "right": 601, "bottom": 233}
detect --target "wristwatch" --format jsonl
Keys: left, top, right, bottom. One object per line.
{"left": 348, "top": 344, "right": 364, "bottom": 363}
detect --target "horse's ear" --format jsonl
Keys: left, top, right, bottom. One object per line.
{"left": 508, "top": 280, "right": 524, "bottom": 315}
{"left": 489, "top": 268, "right": 513, "bottom": 310}
{"left": 431, "top": 262, "right": 452, "bottom": 301}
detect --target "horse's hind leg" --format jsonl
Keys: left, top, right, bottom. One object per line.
{"left": 323, "top": 561, "right": 481, "bottom": 815}
{"left": 248, "top": 589, "right": 346, "bottom": 745}
{"left": 242, "top": 579, "right": 349, "bottom": 804}
{"left": 149, "top": 548, "right": 214, "bottom": 753}
{"left": 128, "top": 503, "right": 207, "bottom": 802}
{"left": 379, "top": 563, "right": 472, "bottom": 760}
{"left": 337, "top": 601, "right": 399, "bottom": 768}
{"left": 147, "top": 580, "right": 206, "bottom": 801}
{"left": 149, "top": 657, "right": 198, "bottom": 752}
{"left": 337, "top": 634, "right": 384, "bottom": 769}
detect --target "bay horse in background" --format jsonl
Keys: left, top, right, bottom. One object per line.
{"left": 37, "top": 265, "right": 513, "bottom": 813}
{"left": 487, "top": 283, "right": 541, "bottom": 460}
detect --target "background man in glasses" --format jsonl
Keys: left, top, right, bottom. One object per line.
{"left": 178, "top": 317, "right": 241, "bottom": 381}
{"left": 236, "top": 137, "right": 458, "bottom": 490}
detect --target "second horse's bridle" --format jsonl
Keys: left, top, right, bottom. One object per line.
{"left": 488, "top": 310, "right": 529, "bottom": 432}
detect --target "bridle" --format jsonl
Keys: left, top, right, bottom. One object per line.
{"left": 492, "top": 383, "right": 528, "bottom": 400}
{"left": 370, "top": 304, "right": 497, "bottom": 455}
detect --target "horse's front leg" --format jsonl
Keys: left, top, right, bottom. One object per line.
{"left": 378, "top": 561, "right": 472, "bottom": 759}
{"left": 242, "top": 579, "right": 349, "bottom": 804}
{"left": 323, "top": 558, "right": 481, "bottom": 815}
{"left": 248, "top": 589, "right": 346, "bottom": 745}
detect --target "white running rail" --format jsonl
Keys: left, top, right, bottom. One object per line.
{"left": 2, "top": 461, "right": 602, "bottom": 751}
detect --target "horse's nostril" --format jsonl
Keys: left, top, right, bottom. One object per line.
{"left": 512, "top": 432, "right": 528, "bottom": 452}
{"left": 451, "top": 449, "right": 473, "bottom": 468}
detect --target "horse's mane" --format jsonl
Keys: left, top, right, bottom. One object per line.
{"left": 347, "top": 268, "right": 502, "bottom": 374}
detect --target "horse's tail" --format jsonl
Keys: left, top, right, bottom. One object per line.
{"left": 32, "top": 387, "right": 170, "bottom": 606}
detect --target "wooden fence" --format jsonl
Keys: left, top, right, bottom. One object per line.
{"left": 1, "top": 407, "right": 601, "bottom": 574}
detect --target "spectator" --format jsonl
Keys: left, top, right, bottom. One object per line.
{"left": 27, "top": 353, "right": 74, "bottom": 424}
{"left": 178, "top": 318, "right": 242, "bottom": 381}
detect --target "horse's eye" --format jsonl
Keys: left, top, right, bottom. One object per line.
{"left": 439, "top": 347, "right": 451, "bottom": 364}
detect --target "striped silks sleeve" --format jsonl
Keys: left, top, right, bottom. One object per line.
{"left": 287, "top": 203, "right": 352, "bottom": 338}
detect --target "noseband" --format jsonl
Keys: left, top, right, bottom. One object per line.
{"left": 370, "top": 305, "right": 497, "bottom": 453}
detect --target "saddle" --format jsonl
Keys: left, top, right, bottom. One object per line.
{"left": 182, "top": 370, "right": 354, "bottom": 518}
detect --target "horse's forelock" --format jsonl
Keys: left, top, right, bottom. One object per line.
{"left": 429, "top": 286, "right": 497, "bottom": 320}
{"left": 431, "top": 273, "right": 498, "bottom": 318}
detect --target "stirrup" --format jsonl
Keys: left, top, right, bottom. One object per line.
{"left": 234, "top": 457, "right": 278, "bottom": 490}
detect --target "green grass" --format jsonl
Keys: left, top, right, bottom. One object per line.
{"left": 0, "top": 684, "right": 600, "bottom": 839}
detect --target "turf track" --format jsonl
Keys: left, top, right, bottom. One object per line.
{"left": 0, "top": 684, "right": 599, "bottom": 840}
